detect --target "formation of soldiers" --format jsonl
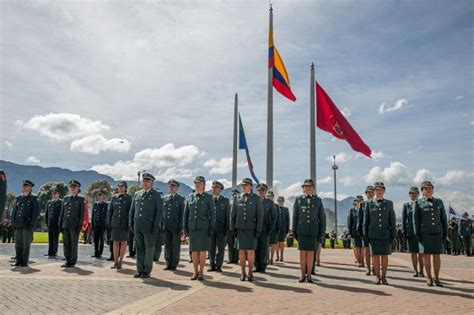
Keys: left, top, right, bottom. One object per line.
{"left": 6, "top": 173, "right": 473, "bottom": 287}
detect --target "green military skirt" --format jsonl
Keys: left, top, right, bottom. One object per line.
{"left": 111, "top": 228, "right": 128, "bottom": 241}
{"left": 352, "top": 236, "right": 363, "bottom": 247}
{"left": 269, "top": 229, "right": 278, "bottom": 244}
{"left": 297, "top": 235, "right": 317, "bottom": 251}
{"left": 189, "top": 229, "right": 210, "bottom": 252}
{"left": 406, "top": 236, "right": 420, "bottom": 253}
{"left": 236, "top": 229, "right": 257, "bottom": 250}
{"left": 419, "top": 233, "right": 444, "bottom": 254}
{"left": 277, "top": 231, "right": 286, "bottom": 242}
{"left": 369, "top": 239, "right": 391, "bottom": 255}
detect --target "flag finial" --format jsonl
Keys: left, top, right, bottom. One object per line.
{"left": 311, "top": 62, "right": 315, "bottom": 70}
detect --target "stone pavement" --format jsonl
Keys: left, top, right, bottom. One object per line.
{"left": 0, "top": 243, "right": 472, "bottom": 314}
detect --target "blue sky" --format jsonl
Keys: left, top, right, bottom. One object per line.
{"left": 1, "top": 0, "right": 473, "bottom": 213}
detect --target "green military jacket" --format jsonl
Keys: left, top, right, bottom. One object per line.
{"left": 347, "top": 207, "right": 360, "bottom": 237}
{"left": 402, "top": 201, "right": 416, "bottom": 237}
{"left": 0, "top": 172, "right": 6, "bottom": 221}
{"left": 183, "top": 192, "right": 215, "bottom": 233}
{"left": 92, "top": 201, "right": 108, "bottom": 229}
{"left": 459, "top": 218, "right": 472, "bottom": 237}
{"left": 11, "top": 193, "right": 40, "bottom": 229}
{"left": 45, "top": 199, "right": 62, "bottom": 227}
{"left": 363, "top": 198, "right": 396, "bottom": 240}
{"left": 59, "top": 194, "right": 85, "bottom": 230}
{"left": 278, "top": 206, "right": 290, "bottom": 234}
{"left": 107, "top": 193, "right": 132, "bottom": 229}
{"left": 357, "top": 201, "right": 370, "bottom": 236}
{"left": 211, "top": 195, "right": 230, "bottom": 233}
{"left": 292, "top": 194, "right": 326, "bottom": 238}
{"left": 260, "top": 198, "right": 277, "bottom": 234}
{"left": 129, "top": 188, "right": 163, "bottom": 233}
{"left": 230, "top": 192, "right": 263, "bottom": 232}
{"left": 162, "top": 193, "right": 185, "bottom": 233}
{"left": 414, "top": 197, "right": 447, "bottom": 236}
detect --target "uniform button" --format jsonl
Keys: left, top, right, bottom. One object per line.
{"left": 195, "top": 216, "right": 197, "bottom": 219}
{"left": 307, "top": 220, "right": 310, "bottom": 223}
{"left": 167, "top": 216, "right": 170, "bottom": 218}
{"left": 379, "top": 224, "right": 382, "bottom": 227}
{"left": 379, "top": 213, "right": 381, "bottom": 216}
{"left": 432, "top": 223, "right": 435, "bottom": 226}
{"left": 139, "top": 214, "right": 142, "bottom": 217}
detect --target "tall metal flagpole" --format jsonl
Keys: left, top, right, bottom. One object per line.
{"left": 266, "top": 4, "right": 274, "bottom": 189}
{"left": 310, "top": 63, "right": 316, "bottom": 182}
{"left": 332, "top": 155, "right": 339, "bottom": 241}
{"left": 232, "top": 93, "right": 238, "bottom": 191}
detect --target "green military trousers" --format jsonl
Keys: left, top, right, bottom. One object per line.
{"left": 163, "top": 230, "right": 181, "bottom": 268}
{"left": 14, "top": 228, "right": 33, "bottom": 265}
{"left": 255, "top": 232, "right": 269, "bottom": 271}
{"left": 209, "top": 232, "right": 226, "bottom": 269}
{"left": 136, "top": 227, "right": 158, "bottom": 275}
{"left": 63, "top": 228, "right": 80, "bottom": 265}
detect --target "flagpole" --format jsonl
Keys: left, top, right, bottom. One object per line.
{"left": 232, "top": 93, "right": 238, "bottom": 191}
{"left": 266, "top": 4, "right": 274, "bottom": 189}
{"left": 310, "top": 63, "right": 316, "bottom": 182}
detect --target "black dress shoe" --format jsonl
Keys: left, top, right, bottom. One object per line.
{"left": 91, "top": 255, "right": 97, "bottom": 258}
{"left": 298, "top": 276, "right": 306, "bottom": 283}
{"left": 61, "top": 263, "right": 69, "bottom": 268}
{"left": 240, "top": 274, "right": 246, "bottom": 281}
{"left": 366, "top": 270, "right": 371, "bottom": 276}
{"left": 190, "top": 274, "right": 198, "bottom": 280}
{"left": 44, "top": 254, "right": 51, "bottom": 256}
{"left": 11, "top": 263, "right": 21, "bottom": 267}
{"left": 374, "top": 278, "right": 381, "bottom": 285}
{"left": 207, "top": 267, "right": 215, "bottom": 272}
{"left": 413, "top": 272, "right": 419, "bottom": 277}
{"left": 134, "top": 273, "right": 142, "bottom": 278}
{"left": 434, "top": 279, "right": 444, "bottom": 287}
{"left": 382, "top": 278, "right": 389, "bottom": 285}
{"left": 107, "top": 257, "right": 114, "bottom": 261}
{"left": 307, "top": 276, "right": 314, "bottom": 283}
{"left": 216, "top": 267, "right": 222, "bottom": 272}
{"left": 247, "top": 274, "right": 253, "bottom": 282}
{"left": 164, "top": 266, "right": 171, "bottom": 270}
{"left": 198, "top": 275, "right": 204, "bottom": 281}
{"left": 20, "top": 264, "right": 28, "bottom": 267}
{"left": 140, "top": 273, "right": 150, "bottom": 279}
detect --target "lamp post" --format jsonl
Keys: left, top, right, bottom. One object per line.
{"left": 332, "top": 155, "right": 339, "bottom": 242}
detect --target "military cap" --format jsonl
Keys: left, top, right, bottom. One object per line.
{"left": 211, "top": 180, "right": 224, "bottom": 190}
{"left": 97, "top": 191, "right": 104, "bottom": 195}
{"left": 277, "top": 196, "right": 285, "bottom": 201}
{"left": 117, "top": 180, "right": 128, "bottom": 188}
{"left": 240, "top": 178, "right": 253, "bottom": 186}
{"left": 463, "top": 212, "right": 469, "bottom": 218}
{"left": 69, "top": 180, "right": 81, "bottom": 187}
{"left": 352, "top": 200, "right": 358, "bottom": 205}
{"left": 356, "top": 195, "right": 364, "bottom": 201}
{"left": 141, "top": 172, "right": 155, "bottom": 181}
{"left": 193, "top": 175, "right": 205, "bottom": 183}
{"left": 168, "top": 179, "right": 180, "bottom": 187}
{"left": 365, "top": 185, "right": 375, "bottom": 192}
{"left": 409, "top": 186, "right": 419, "bottom": 194}
{"left": 373, "top": 182, "right": 385, "bottom": 190}
{"left": 23, "top": 179, "right": 34, "bottom": 187}
{"left": 256, "top": 183, "right": 269, "bottom": 190}
{"left": 232, "top": 189, "right": 240, "bottom": 195}
{"left": 52, "top": 187, "right": 60, "bottom": 194}
{"left": 421, "top": 180, "right": 434, "bottom": 190}
{"left": 267, "top": 190, "right": 274, "bottom": 196}
{"left": 301, "top": 179, "right": 315, "bottom": 187}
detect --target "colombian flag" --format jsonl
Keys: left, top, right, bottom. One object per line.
{"left": 268, "top": 24, "right": 296, "bottom": 102}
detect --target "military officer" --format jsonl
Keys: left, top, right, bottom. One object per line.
{"left": 11, "top": 180, "right": 40, "bottom": 267}
{"left": 448, "top": 218, "right": 461, "bottom": 255}
{"left": 208, "top": 180, "right": 230, "bottom": 272}
{"left": 402, "top": 187, "right": 424, "bottom": 277}
{"left": 347, "top": 197, "right": 363, "bottom": 267}
{"left": 292, "top": 179, "right": 326, "bottom": 283}
{"left": 359, "top": 185, "right": 374, "bottom": 276}
{"left": 255, "top": 183, "right": 277, "bottom": 273}
{"left": 44, "top": 188, "right": 62, "bottom": 257}
{"left": 59, "top": 180, "right": 85, "bottom": 268}
{"left": 267, "top": 191, "right": 280, "bottom": 265}
{"left": 459, "top": 212, "right": 472, "bottom": 256}
{"left": 91, "top": 192, "right": 107, "bottom": 258}
{"left": 162, "top": 179, "right": 185, "bottom": 271}
{"left": 414, "top": 181, "right": 448, "bottom": 287}
{"left": 276, "top": 196, "right": 290, "bottom": 262}
{"left": 108, "top": 181, "right": 132, "bottom": 269}
{"left": 226, "top": 189, "right": 240, "bottom": 264}
{"left": 129, "top": 173, "right": 164, "bottom": 278}
{"left": 363, "top": 182, "right": 396, "bottom": 285}
{"left": 230, "top": 178, "right": 263, "bottom": 281}
{"left": 0, "top": 170, "right": 6, "bottom": 221}
{"left": 183, "top": 176, "right": 215, "bottom": 280}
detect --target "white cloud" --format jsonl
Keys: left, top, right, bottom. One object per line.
{"left": 205, "top": 178, "right": 232, "bottom": 190}
{"left": 371, "top": 151, "right": 386, "bottom": 160}
{"left": 17, "top": 113, "right": 110, "bottom": 141}
{"left": 26, "top": 156, "right": 40, "bottom": 164}
{"left": 155, "top": 167, "right": 194, "bottom": 182}
{"left": 70, "top": 135, "right": 131, "bottom": 154}
{"left": 341, "top": 107, "right": 351, "bottom": 117}
{"left": 203, "top": 157, "right": 247, "bottom": 175}
{"left": 378, "top": 98, "right": 408, "bottom": 114}
{"left": 2, "top": 141, "right": 12, "bottom": 148}
{"left": 317, "top": 176, "right": 332, "bottom": 185}
{"left": 407, "top": 146, "right": 423, "bottom": 154}
{"left": 318, "top": 191, "right": 350, "bottom": 201}
{"left": 413, "top": 168, "right": 433, "bottom": 183}
{"left": 326, "top": 152, "right": 352, "bottom": 163}
{"left": 278, "top": 182, "right": 303, "bottom": 201}
{"left": 364, "top": 162, "right": 411, "bottom": 186}
{"left": 340, "top": 176, "right": 356, "bottom": 186}
{"left": 436, "top": 189, "right": 474, "bottom": 215}
{"left": 455, "top": 95, "right": 464, "bottom": 100}
{"left": 436, "top": 170, "right": 473, "bottom": 186}
{"left": 91, "top": 160, "right": 141, "bottom": 180}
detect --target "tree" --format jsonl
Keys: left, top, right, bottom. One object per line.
{"left": 129, "top": 185, "right": 141, "bottom": 195}
{"left": 2, "top": 192, "right": 16, "bottom": 220}
{"left": 86, "top": 179, "right": 114, "bottom": 201}
{"left": 37, "top": 182, "right": 69, "bottom": 214}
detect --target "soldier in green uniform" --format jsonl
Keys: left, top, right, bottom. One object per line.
{"left": 230, "top": 178, "right": 263, "bottom": 281}
{"left": 414, "top": 181, "right": 448, "bottom": 287}
{"left": 448, "top": 218, "right": 461, "bottom": 255}
{"left": 208, "top": 181, "right": 229, "bottom": 272}
{"left": 363, "top": 182, "right": 396, "bottom": 285}
{"left": 0, "top": 170, "right": 6, "bottom": 221}
{"left": 292, "top": 179, "right": 326, "bottom": 283}
{"left": 183, "top": 176, "right": 214, "bottom": 280}
{"left": 267, "top": 191, "right": 280, "bottom": 265}
{"left": 59, "top": 180, "right": 85, "bottom": 268}
{"left": 226, "top": 189, "right": 240, "bottom": 264}
{"left": 129, "top": 173, "right": 163, "bottom": 278}
{"left": 91, "top": 192, "right": 107, "bottom": 258}
{"left": 347, "top": 198, "right": 363, "bottom": 267}
{"left": 254, "top": 183, "right": 277, "bottom": 273}
{"left": 44, "top": 189, "right": 62, "bottom": 257}
{"left": 359, "top": 185, "right": 374, "bottom": 276}
{"left": 276, "top": 196, "right": 290, "bottom": 262}
{"left": 162, "top": 179, "right": 185, "bottom": 271}
{"left": 11, "top": 180, "right": 40, "bottom": 267}
{"left": 108, "top": 181, "right": 132, "bottom": 269}
{"left": 459, "top": 212, "right": 472, "bottom": 256}
{"left": 402, "top": 187, "right": 424, "bottom": 277}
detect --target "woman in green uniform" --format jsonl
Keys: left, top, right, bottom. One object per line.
{"left": 414, "top": 181, "right": 447, "bottom": 287}
{"left": 292, "top": 179, "right": 326, "bottom": 283}
{"left": 183, "top": 176, "right": 214, "bottom": 281}
{"left": 267, "top": 191, "right": 280, "bottom": 265}
{"left": 276, "top": 196, "right": 290, "bottom": 262}
{"left": 230, "top": 178, "right": 263, "bottom": 281}
{"left": 363, "top": 182, "right": 396, "bottom": 285}
{"left": 402, "top": 187, "right": 424, "bottom": 277}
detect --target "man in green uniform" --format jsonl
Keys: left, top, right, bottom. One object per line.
{"left": 11, "top": 180, "right": 40, "bottom": 267}
{"left": 226, "top": 189, "right": 240, "bottom": 264}
{"left": 162, "top": 179, "right": 185, "bottom": 271}
{"left": 254, "top": 183, "right": 277, "bottom": 273}
{"left": 92, "top": 192, "right": 108, "bottom": 258}
{"left": 402, "top": 187, "right": 424, "bottom": 277}
{"left": 448, "top": 218, "right": 461, "bottom": 255}
{"left": 130, "top": 173, "right": 163, "bottom": 278}
{"left": 347, "top": 198, "right": 363, "bottom": 267}
{"left": 459, "top": 212, "right": 472, "bottom": 256}
{"left": 45, "top": 189, "right": 62, "bottom": 257}
{"left": 59, "top": 180, "right": 85, "bottom": 268}
{"left": 208, "top": 181, "right": 230, "bottom": 272}
{"left": 359, "top": 185, "right": 374, "bottom": 276}
{"left": 0, "top": 170, "right": 6, "bottom": 221}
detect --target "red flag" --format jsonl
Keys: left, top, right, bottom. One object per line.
{"left": 316, "top": 82, "right": 372, "bottom": 157}
{"left": 82, "top": 195, "right": 89, "bottom": 231}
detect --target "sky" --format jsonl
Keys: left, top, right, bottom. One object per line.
{"left": 1, "top": 0, "right": 473, "bottom": 214}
